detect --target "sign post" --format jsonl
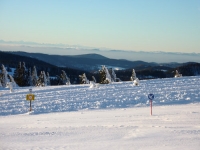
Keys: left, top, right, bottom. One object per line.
{"left": 26, "top": 89, "right": 35, "bottom": 111}
{"left": 148, "top": 94, "right": 154, "bottom": 116}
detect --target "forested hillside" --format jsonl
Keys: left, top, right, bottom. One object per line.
{"left": 6, "top": 51, "right": 161, "bottom": 71}
{"left": 0, "top": 51, "right": 94, "bottom": 85}
{"left": 115, "top": 63, "right": 200, "bottom": 80}
{"left": 1, "top": 51, "right": 200, "bottom": 87}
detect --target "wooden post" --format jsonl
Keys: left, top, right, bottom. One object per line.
{"left": 150, "top": 100, "right": 152, "bottom": 116}
{"left": 30, "top": 100, "right": 32, "bottom": 111}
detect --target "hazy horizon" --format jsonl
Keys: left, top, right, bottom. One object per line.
{"left": 0, "top": 40, "right": 200, "bottom": 63}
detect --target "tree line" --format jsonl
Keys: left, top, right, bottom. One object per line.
{"left": 0, "top": 62, "right": 133, "bottom": 88}
{"left": 1, "top": 61, "right": 200, "bottom": 88}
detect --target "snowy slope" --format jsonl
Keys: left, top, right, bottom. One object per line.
{"left": 0, "top": 76, "right": 200, "bottom": 150}
{"left": 0, "top": 76, "right": 200, "bottom": 115}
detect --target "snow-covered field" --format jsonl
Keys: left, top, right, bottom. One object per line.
{"left": 0, "top": 76, "right": 200, "bottom": 150}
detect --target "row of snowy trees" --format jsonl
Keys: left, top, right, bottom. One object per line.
{"left": 2, "top": 61, "right": 182, "bottom": 89}
{"left": 78, "top": 65, "right": 117, "bottom": 85}
{"left": 79, "top": 65, "right": 139, "bottom": 85}
{"left": 13, "top": 62, "right": 51, "bottom": 87}
{"left": 2, "top": 61, "right": 183, "bottom": 89}
{"left": 1, "top": 62, "right": 146, "bottom": 88}
{"left": 0, "top": 62, "right": 73, "bottom": 88}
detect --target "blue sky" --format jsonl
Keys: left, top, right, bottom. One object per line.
{"left": 0, "top": 0, "right": 200, "bottom": 53}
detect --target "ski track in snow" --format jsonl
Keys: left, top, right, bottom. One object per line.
{"left": 0, "top": 76, "right": 200, "bottom": 116}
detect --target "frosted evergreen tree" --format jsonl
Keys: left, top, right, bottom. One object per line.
{"left": 62, "top": 70, "right": 71, "bottom": 85}
{"left": 36, "top": 71, "right": 42, "bottom": 86}
{"left": 99, "top": 65, "right": 111, "bottom": 84}
{"left": 46, "top": 72, "right": 51, "bottom": 86}
{"left": 105, "top": 66, "right": 112, "bottom": 83}
{"left": 109, "top": 68, "right": 117, "bottom": 82}
{"left": 66, "top": 76, "right": 71, "bottom": 85}
{"left": 13, "top": 62, "right": 21, "bottom": 85}
{"left": 43, "top": 71, "right": 47, "bottom": 86}
{"left": 175, "top": 70, "right": 182, "bottom": 78}
{"left": 99, "top": 67, "right": 106, "bottom": 84}
{"left": 37, "top": 71, "right": 45, "bottom": 86}
{"left": 79, "top": 73, "right": 89, "bottom": 84}
{"left": 13, "top": 62, "right": 28, "bottom": 86}
{"left": 8, "top": 74, "right": 18, "bottom": 87}
{"left": 21, "top": 62, "right": 27, "bottom": 77}
{"left": 22, "top": 62, "right": 29, "bottom": 86}
{"left": 130, "top": 69, "right": 139, "bottom": 86}
{"left": 28, "top": 68, "right": 33, "bottom": 86}
{"left": 92, "top": 76, "right": 96, "bottom": 83}
{"left": 1, "top": 64, "right": 9, "bottom": 87}
{"left": 0, "top": 73, "right": 2, "bottom": 87}
{"left": 32, "top": 66, "right": 38, "bottom": 86}
{"left": 59, "top": 70, "right": 70, "bottom": 85}
{"left": 130, "top": 69, "right": 137, "bottom": 81}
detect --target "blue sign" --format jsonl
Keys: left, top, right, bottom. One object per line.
{"left": 148, "top": 94, "right": 154, "bottom": 100}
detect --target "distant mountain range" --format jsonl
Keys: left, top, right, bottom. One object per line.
{"left": 1, "top": 40, "right": 200, "bottom": 63}
{"left": 1, "top": 50, "right": 200, "bottom": 84}
{"left": 2, "top": 51, "right": 189, "bottom": 72}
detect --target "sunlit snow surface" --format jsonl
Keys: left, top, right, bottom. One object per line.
{"left": 0, "top": 76, "right": 200, "bottom": 150}
{"left": 0, "top": 76, "right": 200, "bottom": 115}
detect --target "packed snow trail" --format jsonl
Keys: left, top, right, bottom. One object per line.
{"left": 0, "top": 76, "right": 200, "bottom": 115}
{"left": 0, "top": 104, "right": 200, "bottom": 150}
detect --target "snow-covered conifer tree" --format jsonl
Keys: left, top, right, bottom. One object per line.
{"left": 130, "top": 69, "right": 137, "bottom": 81}
{"left": 28, "top": 68, "right": 33, "bottom": 86}
{"left": 109, "top": 68, "right": 117, "bottom": 82}
{"left": 0, "top": 72, "right": 3, "bottom": 87}
{"left": 22, "top": 62, "right": 29, "bottom": 86}
{"left": 13, "top": 62, "right": 21, "bottom": 78}
{"left": 92, "top": 76, "right": 96, "bottom": 83}
{"left": 46, "top": 72, "right": 51, "bottom": 86}
{"left": 59, "top": 70, "right": 70, "bottom": 85}
{"left": 104, "top": 66, "right": 112, "bottom": 83}
{"left": 32, "top": 66, "right": 38, "bottom": 86}
{"left": 99, "top": 66, "right": 106, "bottom": 84}
{"left": 1, "top": 64, "right": 9, "bottom": 87}
{"left": 37, "top": 71, "right": 45, "bottom": 87}
{"left": 63, "top": 70, "right": 71, "bottom": 85}
{"left": 90, "top": 76, "right": 97, "bottom": 88}
{"left": 22, "top": 62, "right": 26, "bottom": 76}
{"left": 99, "top": 65, "right": 112, "bottom": 84}
{"left": 79, "top": 73, "right": 89, "bottom": 84}
{"left": 43, "top": 71, "right": 47, "bottom": 86}
{"left": 66, "top": 76, "right": 71, "bottom": 85}
{"left": 8, "top": 75, "right": 18, "bottom": 87}
{"left": 175, "top": 70, "right": 182, "bottom": 78}
{"left": 130, "top": 69, "right": 139, "bottom": 86}
{"left": 13, "top": 62, "right": 28, "bottom": 86}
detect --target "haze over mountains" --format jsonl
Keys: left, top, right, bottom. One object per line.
{"left": 1, "top": 50, "right": 200, "bottom": 85}
{"left": 0, "top": 40, "right": 200, "bottom": 63}
{"left": 1, "top": 50, "right": 189, "bottom": 72}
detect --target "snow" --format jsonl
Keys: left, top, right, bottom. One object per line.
{"left": 97, "top": 65, "right": 126, "bottom": 70}
{"left": 0, "top": 76, "right": 200, "bottom": 149}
